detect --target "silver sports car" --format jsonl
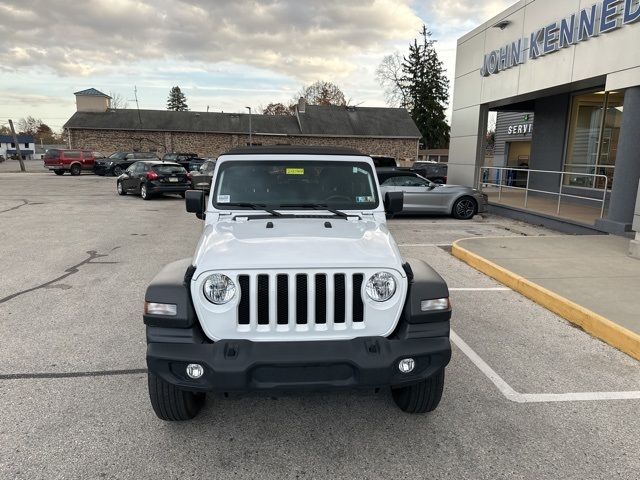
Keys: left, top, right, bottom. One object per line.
{"left": 378, "top": 169, "right": 488, "bottom": 220}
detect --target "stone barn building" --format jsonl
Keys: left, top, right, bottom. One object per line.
{"left": 64, "top": 89, "right": 421, "bottom": 161}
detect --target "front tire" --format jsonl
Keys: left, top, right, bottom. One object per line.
{"left": 147, "top": 372, "right": 204, "bottom": 421}
{"left": 117, "top": 181, "right": 127, "bottom": 195}
{"left": 69, "top": 164, "right": 81, "bottom": 176}
{"left": 452, "top": 196, "right": 477, "bottom": 220}
{"left": 392, "top": 369, "right": 445, "bottom": 414}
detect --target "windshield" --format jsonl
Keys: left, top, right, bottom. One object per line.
{"left": 154, "top": 165, "right": 186, "bottom": 174}
{"left": 213, "top": 160, "right": 379, "bottom": 210}
{"left": 108, "top": 152, "right": 127, "bottom": 159}
{"left": 201, "top": 161, "right": 216, "bottom": 173}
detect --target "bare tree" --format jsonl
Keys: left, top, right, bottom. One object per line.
{"left": 295, "top": 81, "right": 347, "bottom": 106}
{"left": 17, "top": 116, "right": 42, "bottom": 135}
{"left": 376, "top": 52, "right": 407, "bottom": 108}
{"left": 14, "top": 116, "right": 63, "bottom": 143}
{"left": 109, "top": 91, "right": 129, "bottom": 109}
{"left": 261, "top": 102, "right": 294, "bottom": 115}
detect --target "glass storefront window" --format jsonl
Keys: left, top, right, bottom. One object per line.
{"left": 563, "top": 91, "right": 624, "bottom": 189}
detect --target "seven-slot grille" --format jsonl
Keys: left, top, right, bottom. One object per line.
{"left": 237, "top": 273, "right": 365, "bottom": 330}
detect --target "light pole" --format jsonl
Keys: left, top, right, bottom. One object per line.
{"left": 245, "top": 106, "right": 252, "bottom": 146}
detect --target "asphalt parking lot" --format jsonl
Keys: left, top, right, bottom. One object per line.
{"left": 1, "top": 173, "right": 639, "bottom": 479}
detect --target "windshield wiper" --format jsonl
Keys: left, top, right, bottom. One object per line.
{"left": 278, "top": 203, "right": 354, "bottom": 219}
{"left": 223, "top": 202, "right": 282, "bottom": 217}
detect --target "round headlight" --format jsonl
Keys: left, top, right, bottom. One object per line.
{"left": 365, "top": 272, "right": 397, "bottom": 302}
{"left": 202, "top": 274, "right": 236, "bottom": 304}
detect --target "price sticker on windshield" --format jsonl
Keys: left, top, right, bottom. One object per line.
{"left": 286, "top": 168, "right": 305, "bottom": 175}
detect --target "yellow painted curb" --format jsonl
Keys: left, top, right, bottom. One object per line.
{"left": 451, "top": 240, "right": 640, "bottom": 362}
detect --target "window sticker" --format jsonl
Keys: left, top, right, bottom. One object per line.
{"left": 356, "top": 196, "right": 374, "bottom": 203}
{"left": 217, "top": 194, "right": 230, "bottom": 203}
{"left": 286, "top": 168, "right": 305, "bottom": 175}
{"left": 353, "top": 167, "right": 367, "bottom": 174}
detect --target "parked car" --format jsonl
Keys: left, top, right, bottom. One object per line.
{"left": 116, "top": 161, "right": 190, "bottom": 200}
{"left": 95, "top": 152, "right": 158, "bottom": 176}
{"left": 377, "top": 168, "right": 487, "bottom": 220}
{"left": 144, "top": 145, "right": 451, "bottom": 421}
{"left": 162, "top": 153, "right": 200, "bottom": 171}
{"left": 43, "top": 149, "right": 96, "bottom": 176}
{"left": 371, "top": 155, "right": 397, "bottom": 168}
{"left": 412, "top": 161, "right": 448, "bottom": 184}
{"left": 188, "top": 159, "right": 216, "bottom": 192}
{"left": 187, "top": 157, "right": 206, "bottom": 172}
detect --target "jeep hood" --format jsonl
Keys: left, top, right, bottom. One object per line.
{"left": 193, "top": 217, "right": 405, "bottom": 273}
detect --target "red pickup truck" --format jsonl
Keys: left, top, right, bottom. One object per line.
{"left": 44, "top": 149, "right": 96, "bottom": 176}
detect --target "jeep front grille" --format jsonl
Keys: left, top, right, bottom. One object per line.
{"left": 237, "top": 273, "right": 365, "bottom": 330}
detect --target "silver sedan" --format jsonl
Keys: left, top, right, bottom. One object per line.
{"left": 378, "top": 170, "right": 487, "bottom": 219}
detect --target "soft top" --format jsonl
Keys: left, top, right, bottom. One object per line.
{"left": 221, "top": 146, "right": 365, "bottom": 156}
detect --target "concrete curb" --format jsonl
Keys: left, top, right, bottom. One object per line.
{"left": 451, "top": 239, "right": 640, "bottom": 362}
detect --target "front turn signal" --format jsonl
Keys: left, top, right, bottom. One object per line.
{"left": 420, "top": 298, "right": 450, "bottom": 312}
{"left": 144, "top": 301, "right": 177, "bottom": 316}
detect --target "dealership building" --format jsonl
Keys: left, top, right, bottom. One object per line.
{"left": 449, "top": 0, "right": 640, "bottom": 234}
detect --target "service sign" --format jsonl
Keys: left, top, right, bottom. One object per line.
{"left": 480, "top": 0, "right": 640, "bottom": 76}
{"left": 507, "top": 124, "right": 533, "bottom": 135}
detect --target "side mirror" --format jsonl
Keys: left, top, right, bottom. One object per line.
{"left": 185, "top": 189, "right": 205, "bottom": 219}
{"left": 384, "top": 192, "right": 403, "bottom": 215}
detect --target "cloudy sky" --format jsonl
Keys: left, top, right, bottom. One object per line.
{"left": 0, "top": 0, "right": 515, "bottom": 132}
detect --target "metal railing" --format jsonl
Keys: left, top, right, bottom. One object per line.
{"left": 478, "top": 167, "right": 609, "bottom": 219}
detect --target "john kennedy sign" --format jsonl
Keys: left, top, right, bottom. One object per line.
{"left": 480, "top": 0, "right": 640, "bottom": 76}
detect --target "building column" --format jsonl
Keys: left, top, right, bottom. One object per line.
{"left": 596, "top": 86, "right": 640, "bottom": 234}
{"left": 630, "top": 181, "right": 640, "bottom": 258}
{"left": 448, "top": 104, "right": 486, "bottom": 187}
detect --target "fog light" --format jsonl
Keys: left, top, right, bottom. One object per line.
{"left": 186, "top": 363, "right": 204, "bottom": 379}
{"left": 398, "top": 358, "right": 415, "bottom": 373}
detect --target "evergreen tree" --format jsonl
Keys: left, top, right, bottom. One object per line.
{"left": 166, "top": 86, "right": 189, "bottom": 111}
{"left": 401, "top": 26, "right": 450, "bottom": 149}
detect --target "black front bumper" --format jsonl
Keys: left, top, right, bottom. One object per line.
{"left": 147, "top": 334, "right": 451, "bottom": 392}
{"left": 93, "top": 164, "right": 111, "bottom": 175}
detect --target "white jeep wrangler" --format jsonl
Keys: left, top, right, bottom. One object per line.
{"left": 144, "top": 146, "right": 451, "bottom": 420}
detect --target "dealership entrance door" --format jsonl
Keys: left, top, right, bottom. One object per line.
{"left": 506, "top": 141, "right": 530, "bottom": 187}
{"left": 506, "top": 141, "right": 530, "bottom": 167}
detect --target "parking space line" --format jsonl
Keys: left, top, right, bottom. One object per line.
{"left": 450, "top": 330, "right": 521, "bottom": 402}
{"left": 450, "top": 330, "right": 640, "bottom": 403}
{"left": 449, "top": 287, "right": 511, "bottom": 292}
{"left": 398, "top": 243, "right": 451, "bottom": 247}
